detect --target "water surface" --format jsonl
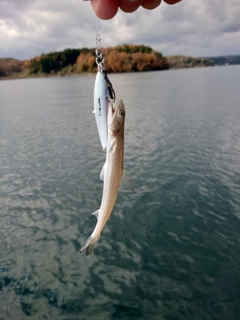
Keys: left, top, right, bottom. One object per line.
{"left": 1, "top": 66, "right": 240, "bottom": 319}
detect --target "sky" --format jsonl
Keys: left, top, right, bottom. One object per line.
{"left": 0, "top": 0, "right": 240, "bottom": 60}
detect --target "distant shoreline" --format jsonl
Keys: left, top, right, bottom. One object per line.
{"left": 0, "top": 45, "right": 239, "bottom": 80}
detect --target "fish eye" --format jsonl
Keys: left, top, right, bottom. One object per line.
{"left": 118, "top": 110, "right": 125, "bottom": 117}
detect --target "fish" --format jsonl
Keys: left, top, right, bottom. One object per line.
{"left": 80, "top": 99, "right": 134, "bottom": 256}
{"left": 93, "top": 69, "right": 115, "bottom": 151}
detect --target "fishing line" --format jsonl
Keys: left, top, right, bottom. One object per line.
{"left": 95, "top": 17, "right": 107, "bottom": 72}
{"left": 95, "top": 17, "right": 106, "bottom": 38}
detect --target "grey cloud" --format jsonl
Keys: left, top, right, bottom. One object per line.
{"left": 117, "top": 1, "right": 240, "bottom": 56}
{"left": 0, "top": 0, "right": 95, "bottom": 58}
{"left": 0, "top": 0, "right": 240, "bottom": 59}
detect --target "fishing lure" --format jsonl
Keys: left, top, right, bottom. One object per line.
{"left": 93, "top": 32, "right": 115, "bottom": 151}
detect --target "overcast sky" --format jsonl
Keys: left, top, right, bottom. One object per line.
{"left": 0, "top": 0, "right": 240, "bottom": 60}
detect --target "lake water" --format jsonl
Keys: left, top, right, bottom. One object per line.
{"left": 0, "top": 66, "right": 240, "bottom": 320}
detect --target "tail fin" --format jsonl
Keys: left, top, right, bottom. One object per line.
{"left": 79, "top": 234, "right": 100, "bottom": 256}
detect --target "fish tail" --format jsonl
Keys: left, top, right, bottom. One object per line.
{"left": 79, "top": 234, "right": 100, "bottom": 256}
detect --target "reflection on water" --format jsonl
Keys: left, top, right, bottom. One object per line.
{"left": 1, "top": 67, "right": 240, "bottom": 319}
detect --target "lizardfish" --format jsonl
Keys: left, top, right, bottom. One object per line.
{"left": 93, "top": 69, "right": 115, "bottom": 151}
{"left": 80, "top": 99, "right": 134, "bottom": 256}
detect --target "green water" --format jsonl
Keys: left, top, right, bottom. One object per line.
{"left": 0, "top": 66, "right": 240, "bottom": 319}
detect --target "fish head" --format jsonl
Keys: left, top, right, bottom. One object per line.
{"left": 108, "top": 99, "right": 125, "bottom": 135}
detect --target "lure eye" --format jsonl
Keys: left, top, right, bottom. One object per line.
{"left": 118, "top": 110, "right": 125, "bottom": 117}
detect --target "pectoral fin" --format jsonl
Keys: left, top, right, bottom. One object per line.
{"left": 120, "top": 169, "right": 135, "bottom": 193}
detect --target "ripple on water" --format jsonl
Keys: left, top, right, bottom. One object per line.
{"left": 1, "top": 70, "right": 240, "bottom": 319}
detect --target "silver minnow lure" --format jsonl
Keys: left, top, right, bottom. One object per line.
{"left": 80, "top": 99, "right": 134, "bottom": 256}
{"left": 93, "top": 69, "right": 115, "bottom": 151}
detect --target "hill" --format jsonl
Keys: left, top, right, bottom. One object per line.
{"left": 166, "top": 55, "right": 213, "bottom": 69}
{"left": 0, "top": 45, "right": 170, "bottom": 78}
{"left": 207, "top": 55, "right": 240, "bottom": 66}
{"left": 0, "top": 58, "right": 25, "bottom": 77}
{"left": 27, "top": 45, "right": 170, "bottom": 76}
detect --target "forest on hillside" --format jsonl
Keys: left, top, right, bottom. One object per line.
{"left": 1, "top": 44, "right": 227, "bottom": 79}
{"left": 26, "top": 45, "right": 170, "bottom": 75}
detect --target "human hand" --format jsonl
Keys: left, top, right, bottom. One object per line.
{"left": 87, "top": 0, "right": 181, "bottom": 20}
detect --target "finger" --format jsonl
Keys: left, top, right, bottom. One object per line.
{"left": 141, "top": 0, "right": 161, "bottom": 10}
{"left": 164, "top": 0, "right": 181, "bottom": 4}
{"left": 119, "top": 0, "right": 143, "bottom": 13}
{"left": 91, "top": 0, "right": 118, "bottom": 20}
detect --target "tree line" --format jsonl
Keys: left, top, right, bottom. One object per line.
{"left": 167, "top": 55, "right": 213, "bottom": 69}
{"left": 26, "top": 45, "right": 170, "bottom": 75}
{"left": 1, "top": 45, "right": 217, "bottom": 79}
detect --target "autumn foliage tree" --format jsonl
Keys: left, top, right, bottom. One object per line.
{"left": 76, "top": 52, "right": 96, "bottom": 73}
{"left": 100, "top": 45, "right": 169, "bottom": 72}
{"left": 0, "top": 58, "right": 24, "bottom": 77}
